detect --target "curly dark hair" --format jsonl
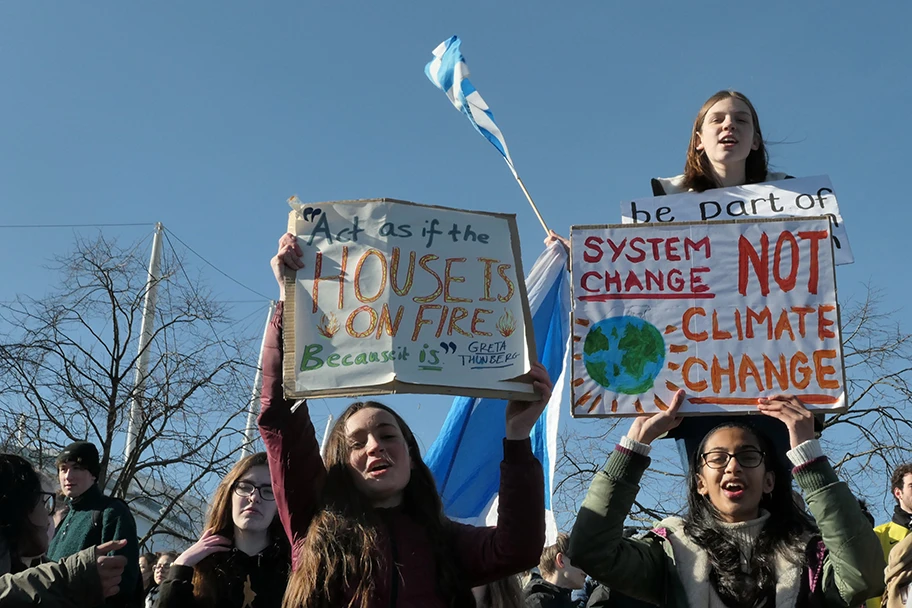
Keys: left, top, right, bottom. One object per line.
{"left": 683, "top": 422, "right": 817, "bottom": 608}
{"left": 0, "top": 453, "right": 46, "bottom": 560}
{"left": 890, "top": 464, "right": 912, "bottom": 503}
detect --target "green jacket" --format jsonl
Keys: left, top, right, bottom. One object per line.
{"left": 569, "top": 447, "right": 885, "bottom": 608}
{"left": 47, "top": 484, "right": 139, "bottom": 607}
{"left": 0, "top": 546, "right": 103, "bottom": 607}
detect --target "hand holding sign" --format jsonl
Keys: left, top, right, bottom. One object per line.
{"left": 570, "top": 217, "right": 846, "bottom": 417}
{"left": 272, "top": 232, "right": 304, "bottom": 295}
{"left": 282, "top": 198, "right": 538, "bottom": 401}
{"left": 505, "top": 362, "right": 553, "bottom": 440}
{"left": 757, "top": 394, "right": 815, "bottom": 449}
{"left": 625, "top": 389, "right": 685, "bottom": 445}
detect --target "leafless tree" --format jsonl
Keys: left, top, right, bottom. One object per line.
{"left": 0, "top": 233, "right": 258, "bottom": 546}
{"left": 821, "top": 285, "right": 912, "bottom": 512}
{"left": 553, "top": 284, "right": 912, "bottom": 529}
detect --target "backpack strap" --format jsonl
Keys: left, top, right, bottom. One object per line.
{"left": 88, "top": 508, "right": 105, "bottom": 548}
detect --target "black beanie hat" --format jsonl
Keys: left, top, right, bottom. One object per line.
{"left": 56, "top": 441, "right": 100, "bottom": 479}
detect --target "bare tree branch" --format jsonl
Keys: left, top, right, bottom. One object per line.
{"left": 0, "top": 233, "right": 259, "bottom": 548}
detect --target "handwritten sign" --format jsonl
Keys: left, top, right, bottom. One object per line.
{"left": 620, "top": 176, "right": 853, "bottom": 265}
{"left": 283, "top": 198, "right": 538, "bottom": 401}
{"left": 569, "top": 217, "right": 846, "bottom": 417}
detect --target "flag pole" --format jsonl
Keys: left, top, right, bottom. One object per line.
{"left": 506, "top": 161, "right": 550, "bottom": 235}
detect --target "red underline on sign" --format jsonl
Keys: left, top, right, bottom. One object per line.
{"left": 687, "top": 395, "right": 839, "bottom": 406}
{"left": 578, "top": 293, "right": 717, "bottom": 301}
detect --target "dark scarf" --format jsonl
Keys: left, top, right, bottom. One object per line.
{"left": 892, "top": 505, "right": 912, "bottom": 529}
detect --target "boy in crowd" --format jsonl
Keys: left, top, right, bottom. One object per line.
{"left": 48, "top": 441, "right": 140, "bottom": 607}
{"left": 524, "top": 533, "right": 587, "bottom": 608}
{"left": 867, "top": 463, "right": 912, "bottom": 608}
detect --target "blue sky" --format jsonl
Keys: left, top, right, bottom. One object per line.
{"left": 2, "top": 2, "right": 910, "bottom": 524}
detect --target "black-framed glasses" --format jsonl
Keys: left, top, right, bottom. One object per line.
{"left": 39, "top": 491, "right": 57, "bottom": 515}
{"left": 233, "top": 481, "right": 275, "bottom": 501}
{"left": 701, "top": 449, "right": 765, "bottom": 470}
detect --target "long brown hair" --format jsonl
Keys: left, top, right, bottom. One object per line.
{"left": 682, "top": 90, "right": 769, "bottom": 192}
{"left": 282, "top": 401, "right": 473, "bottom": 608}
{"left": 192, "top": 452, "right": 289, "bottom": 607}
{"left": 475, "top": 575, "right": 523, "bottom": 608}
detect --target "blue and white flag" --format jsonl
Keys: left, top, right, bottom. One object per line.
{"left": 425, "top": 36, "right": 515, "bottom": 169}
{"left": 425, "top": 243, "right": 570, "bottom": 545}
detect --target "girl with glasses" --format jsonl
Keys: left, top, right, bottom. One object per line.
{"left": 569, "top": 393, "right": 885, "bottom": 608}
{"left": 157, "top": 452, "right": 290, "bottom": 608}
{"left": 1, "top": 453, "right": 127, "bottom": 606}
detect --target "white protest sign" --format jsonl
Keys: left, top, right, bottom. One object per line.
{"left": 570, "top": 217, "right": 846, "bottom": 417}
{"left": 283, "top": 198, "right": 538, "bottom": 401}
{"left": 620, "top": 175, "right": 853, "bottom": 265}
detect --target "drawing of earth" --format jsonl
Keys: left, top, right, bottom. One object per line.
{"left": 582, "top": 317, "right": 666, "bottom": 394}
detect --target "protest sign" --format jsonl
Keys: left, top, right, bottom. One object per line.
{"left": 569, "top": 217, "right": 846, "bottom": 417}
{"left": 283, "top": 198, "right": 538, "bottom": 401}
{"left": 620, "top": 176, "right": 853, "bottom": 265}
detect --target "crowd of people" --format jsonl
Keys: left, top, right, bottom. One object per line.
{"left": 0, "top": 89, "right": 909, "bottom": 608}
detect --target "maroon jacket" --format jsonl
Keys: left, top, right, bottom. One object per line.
{"left": 257, "top": 302, "right": 545, "bottom": 607}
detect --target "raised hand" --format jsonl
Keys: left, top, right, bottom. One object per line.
{"left": 757, "top": 394, "right": 815, "bottom": 448}
{"left": 544, "top": 230, "right": 570, "bottom": 251}
{"left": 504, "top": 362, "right": 553, "bottom": 440}
{"left": 271, "top": 232, "right": 304, "bottom": 295}
{"left": 94, "top": 539, "right": 128, "bottom": 598}
{"left": 173, "top": 528, "right": 232, "bottom": 569}
{"left": 625, "top": 390, "right": 686, "bottom": 445}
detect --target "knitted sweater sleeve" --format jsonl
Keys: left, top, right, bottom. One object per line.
{"left": 448, "top": 438, "right": 544, "bottom": 586}
{"left": 257, "top": 301, "right": 325, "bottom": 570}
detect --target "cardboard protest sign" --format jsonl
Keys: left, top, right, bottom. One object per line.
{"left": 570, "top": 217, "right": 846, "bottom": 417}
{"left": 283, "top": 198, "right": 538, "bottom": 401}
{"left": 620, "top": 176, "right": 853, "bottom": 265}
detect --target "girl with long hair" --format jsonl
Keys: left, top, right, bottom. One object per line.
{"left": 139, "top": 552, "right": 157, "bottom": 594}
{"left": 0, "top": 453, "right": 127, "bottom": 605}
{"left": 650, "top": 90, "right": 789, "bottom": 195}
{"left": 157, "top": 452, "right": 290, "bottom": 608}
{"left": 569, "top": 391, "right": 884, "bottom": 608}
{"left": 546, "top": 90, "right": 789, "bottom": 247}
{"left": 259, "top": 233, "right": 552, "bottom": 608}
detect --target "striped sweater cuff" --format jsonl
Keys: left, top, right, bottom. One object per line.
{"left": 787, "top": 439, "right": 825, "bottom": 467}
{"left": 603, "top": 441, "right": 651, "bottom": 483}
{"left": 620, "top": 435, "right": 652, "bottom": 457}
{"left": 789, "top": 440, "right": 839, "bottom": 492}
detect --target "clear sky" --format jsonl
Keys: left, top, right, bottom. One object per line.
{"left": 1, "top": 2, "right": 910, "bottom": 524}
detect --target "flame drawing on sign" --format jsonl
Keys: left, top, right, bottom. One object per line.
{"left": 317, "top": 313, "right": 340, "bottom": 339}
{"left": 496, "top": 310, "right": 516, "bottom": 337}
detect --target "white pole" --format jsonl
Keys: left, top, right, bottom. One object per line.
{"left": 240, "top": 301, "right": 277, "bottom": 458}
{"left": 505, "top": 160, "right": 550, "bottom": 235}
{"left": 15, "top": 413, "right": 26, "bottom": 448}
{"left": 125, "top": 222, "right": 164, "bottom": 463}
{"left": 319, "top": 415, "right": 334, "bottom": 458}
